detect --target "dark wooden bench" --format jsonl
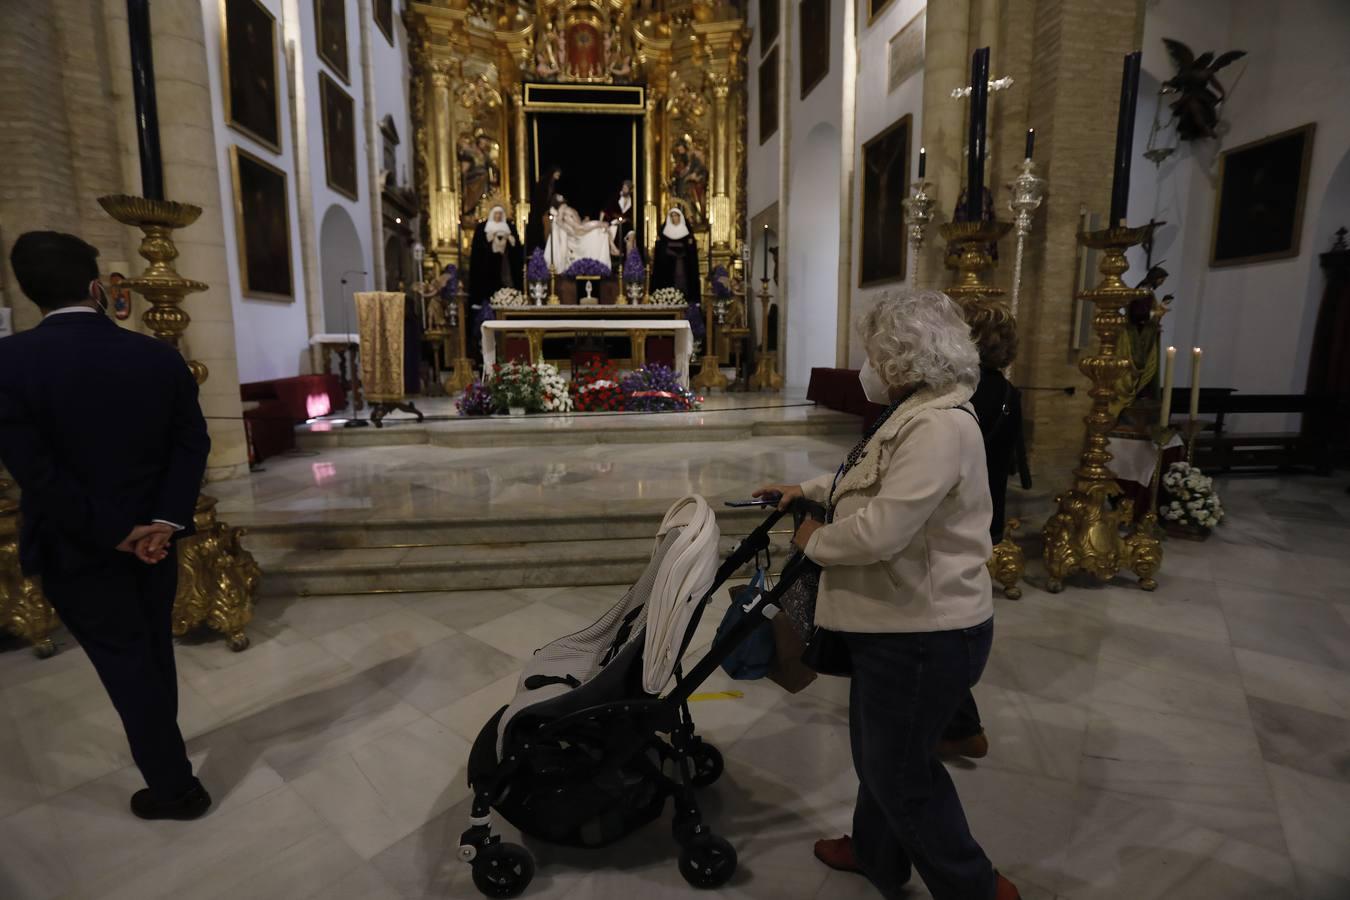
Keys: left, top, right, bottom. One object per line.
{"left": 1170, "top": 388, "right": 1339, "bottom": 474}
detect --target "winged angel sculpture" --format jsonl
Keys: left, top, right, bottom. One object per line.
{"left": 1161, "top": 39, "right": 1247, "bottom": 141}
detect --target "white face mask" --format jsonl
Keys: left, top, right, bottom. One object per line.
{"left": 859, "top": 360, "right": 891, "bottom": 405}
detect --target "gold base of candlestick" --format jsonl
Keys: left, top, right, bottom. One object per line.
{"left": 0, "top": 480, "right": 58, "bottom": 658}
{"left": 692, "top": 354, "right": 729, "bottom": 391}
{"left": 1042, "top": 225, "right": 1163, "bottom": 593}
{"left": 939, "top": 220, "right": 1013, "bottom": 302}
{"left": 444, "top": 359, "right": 476, "bottom": 393}
{"left": 749, "top": 353, "right": 783, "bottom": 391}
{"left": 99, "top": 193, "right": 260, "bottom": 648}
{"left": 987, "top": 519, "right": 1026, "bottom": 600}
{"left": 547, "top": 272, "right": 561, "bottom": 306}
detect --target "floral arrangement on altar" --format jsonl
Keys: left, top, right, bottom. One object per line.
{"left": 570, "top": 365, "right": 625, "bottom": 412}
{"left": 621, "top": 364, "right": 701, "bottom": 412}
{"left": 527, "top": 248, "right": 551, "bottom": 282}
{"left": 564, "top": 258, "right": 612, "bottom": 278}
{"left": 536, "top": 363, "right": 574, "bottom": 413}
{"left": 649, "top": 287, "right": 687, "bottom": 307}
{"left": 1160, "top": 461, "right": 1224, "bottom": 532}
{"left": 490, "top": 287, "right": 526, "bottom": 307}
{"left": 487, "top": 361, "right": 543, "bottom": 414}
{"left": 622, "top": 249, "right": 646, "bottom": 284}
{"left": 456, "top": 379, "right": 495, "bottom": 417}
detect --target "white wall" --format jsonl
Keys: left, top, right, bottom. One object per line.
{"left": 1128, "top": 0, "right": 1350, "bottom": 429}
{"left": 849, "top": 0, "right": 926, "bottom": 367}
{"left": 205, "top": 0, "right": 412, "bottom": 384}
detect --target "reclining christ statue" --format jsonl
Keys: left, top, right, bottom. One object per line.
{"left": 543, "top": 194, "right": 619, "bottom": 272}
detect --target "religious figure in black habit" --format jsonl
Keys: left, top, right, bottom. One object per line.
{"left": 651, "top": 208, "right": 704, "bottom": 338}
{"left": 603, "top": 179, "right": 637, "bottom": 258}
{"left": 526, "top": 166, "right": 563, "bottom": 250}
{"left": 470, "top": 205, "right": 522, "bottom": 302}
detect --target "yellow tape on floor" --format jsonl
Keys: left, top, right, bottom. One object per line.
{"left": 688, "top": 690, "right": 744, "bottom": 702}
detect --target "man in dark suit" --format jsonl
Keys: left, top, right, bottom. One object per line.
{"left": 0, "top": 231, "right": 212, "bottom": 820}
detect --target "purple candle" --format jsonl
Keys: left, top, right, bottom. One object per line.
{"left": 965, "top": 47, "right": 990, "bottom": 222}
{"left": 1110, "top": 51, "right": 1142, "bottom": 226}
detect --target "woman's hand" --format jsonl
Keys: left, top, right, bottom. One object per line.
{"left": 754, "top": 483, "right": 803, "bottom": 511}
{"left": 791, "top": 517, "right": 823, "bottom": 551}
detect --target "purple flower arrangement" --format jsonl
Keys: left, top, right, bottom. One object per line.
{"left": 564, "top": 258, "right": 613, "bottom": 277}
{"left": 457, "top": 379, "right": 495, "bottom": 417}
{"left": 620, "top": 364, "right": 700, "bottom": 412}
{"left": 439, "top": 264, "right": 459, "bottom": 301}
{"left": 526, "top": 248, "right": 551, "bottom": 282}
{"left": 710, "top": 265, "right": 732, "bottom": 299}
{"left": 622, "top": 248, "right": 646, "bottom": 284}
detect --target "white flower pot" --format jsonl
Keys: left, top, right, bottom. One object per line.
{"left": 508, "top": 406, "right": 526, "bottom": 417}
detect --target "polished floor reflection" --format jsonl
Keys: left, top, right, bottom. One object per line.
{"left": 1, "top": 474, "right": 1348, "bottom": 898}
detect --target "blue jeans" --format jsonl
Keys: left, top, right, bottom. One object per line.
{"left": 844, "top": 620, "right": 996, "bottom": 900}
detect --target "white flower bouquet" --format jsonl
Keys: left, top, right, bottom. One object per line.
{"left": 490, "top": 287, "right": 526, "bottom": 308}
{"left": 648, "top": 287, "right": 687, "bottom": 307}
{"left": 1160, "top": 461, "right": 1224, "bottom": 531}
{"left": 535, "top": 363, "right": 574, "bottom": 413}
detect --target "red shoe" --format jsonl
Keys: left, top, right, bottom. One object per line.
{"left": 995, "top": 872, "right": 1022, "bottom": 899}
{"left": 813, "top": 835, "right": 863, "bottom": 873}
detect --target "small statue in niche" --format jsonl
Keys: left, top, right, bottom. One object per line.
{"left": 1161, "top": 39, "right": 1247, "bottom": 141}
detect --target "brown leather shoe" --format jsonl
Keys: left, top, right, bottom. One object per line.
{"left": 813, "top": 835, "right": 863, "bottom": 873}
{"left": 995, "top": 871, "right": 1022, "bottom": 899}
{"left": 938, "top": 732, "right": 990, "bottom": 759}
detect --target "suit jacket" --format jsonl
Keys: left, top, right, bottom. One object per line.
{"left": 0, "top": 311, "right": 210, "bottom": 576}
{"left": 970, "top": 366, "right": 1023, "bottom": 542}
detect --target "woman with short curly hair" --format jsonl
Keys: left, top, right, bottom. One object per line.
{"left": 758, "top": 289, "right": 1019, "bottom": 900}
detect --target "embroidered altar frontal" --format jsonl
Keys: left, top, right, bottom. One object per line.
{"left": 355, "top": 291, "right": 407, "bottom": 403}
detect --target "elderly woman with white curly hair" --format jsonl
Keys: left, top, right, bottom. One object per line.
{"left": 757, "top": 290, "right": 1019, "bottom": 900}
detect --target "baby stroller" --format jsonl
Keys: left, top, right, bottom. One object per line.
{"left": 460, "top": 495, "right": 811, "bottom": 897}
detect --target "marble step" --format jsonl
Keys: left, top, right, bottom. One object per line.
{"left": 240, "top": 504, "right": 780, "bottom": 551}
{"left": 255, "top": 532, "right": 789, "bottom": 597}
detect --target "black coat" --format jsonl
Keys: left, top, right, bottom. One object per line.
{"left": 469, "top": 221, "right": 523, "bottom": 306}
{"left": 0, "top": 312, "right": 210, "bottom": 575}
{"left": 651, "top": 234, "right": 701, "bottom": 302}
{"left": 971, "top": 365, "right": 1022, "bottom": 542}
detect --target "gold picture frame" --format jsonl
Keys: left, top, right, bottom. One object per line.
{"left": 1210, "top": 122, "right": 1316, "bottom": 268}
{"left": 229, "top": 146, "right": 294, "bottom": 301}
{"left": 314, "top": 0, "right": 350, "bottom": 84}
{"left": 320, "top": 72, "right": 359, "bottom": 201}
{"left": 220, "top": 0, "right": 281, "bottom": 152}
{"left": 858, "top": 114, "right": 912, "bottom": 287}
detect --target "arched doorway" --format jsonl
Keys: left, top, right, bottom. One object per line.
{"left": 786, "top": 122, "right": 841, "bottom": 387}
{"left": 319, "top": 205, "right": 366, "bottom": 334}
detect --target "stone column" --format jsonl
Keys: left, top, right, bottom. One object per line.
{"left": 917, "top": 0, "right": 972, "bottom": 289}
{"left": 103, "top": 0, "right": 249, "bottom": 479}
{"left": 837, "top": 0, "right": 858, "bottom": 365}
{"left": 358, "top": 0, "right": 385, "bottom": 289}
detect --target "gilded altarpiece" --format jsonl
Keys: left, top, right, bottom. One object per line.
{"left": 405, "top": 1, "right": 749, "bottom": 279}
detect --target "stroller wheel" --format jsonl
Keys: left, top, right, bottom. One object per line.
{"left": 471, "top": 843, "right": 535, "bottom": 898}
{"left": 678, "top": 834, "right": 737, "bottom": 889}
{"left": 687, "top": 742, "right": 724, "bottom": 788}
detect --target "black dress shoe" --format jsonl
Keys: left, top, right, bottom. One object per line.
{"left": 130, "top": 781, "right": 213, "bottom": 821}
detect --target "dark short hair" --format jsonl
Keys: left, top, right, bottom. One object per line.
{"left": 9, "top": 231, "right": 100, "bottom": 310}
{"left": 964, "top": 296, "right": 1019, "bottom": 370}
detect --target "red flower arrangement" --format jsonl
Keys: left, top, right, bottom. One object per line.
{"left": 570, "top": 364, "right": 625, "bottom": 412}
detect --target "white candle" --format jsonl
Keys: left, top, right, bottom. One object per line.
{"left": 1189, "top": 347, "right": 1203, "bottom": 421}
{"left": 1159, "top": 346, "right": 1176, "bottom": 427}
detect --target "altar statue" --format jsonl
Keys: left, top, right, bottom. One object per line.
{"left": 470, "top": 205, "right": 523, "bottom": 306}
{"left": 652, "top": 208, "right": 701, "bottom": 302}
{"left": 544, "top": 195, "right": 618, "bottom": 272}
{"left": 605, "top": 179, "right": 636, "bottom": 254}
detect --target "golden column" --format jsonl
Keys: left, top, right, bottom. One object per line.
{"left": 98, "top": 195, "right": 261, "bottom": 650}
{"left": 429, "top": 61, "right": 459, "bottom": 257}
{"left": 1042, "top": 224, "right": 1163, "bottom": 593}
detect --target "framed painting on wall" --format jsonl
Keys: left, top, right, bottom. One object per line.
{"left": 221, "top": 0, "right": 280, "bottom": 151}
{"left": 320, "top": 72, "right": 359, "bottom": 200}
{"left": 887, "top": 9, "right": 925, "bottom": 93}
{"left": 229, "top": 146, "right": 294, "bottom": 300}
{"left": 858, "top": 114, "right": 911, "bottom": 287}
{"left": 799, "top": 0, "right": 829, "bottom": 100}
{"left": 759, "top": 47, "right": 779, "bottom": 144}
{"left": 760, "top": 0, "right": 779, "bottom": 54}
{"left": 869, "top": 0, "right": 897, "bottom": 25}
{"left": 374, "top": 0, "right": 394, "bottom": 45}
{"left": 1211, "top": 123, "right": 1316, "bottom": 267}
{"left": 314, "top": 0, "right": 349, "bottom": 83}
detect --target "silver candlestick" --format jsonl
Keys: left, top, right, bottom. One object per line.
{"left": 1006, "top": 157, "right": 1046, "bottom": 320}
{"left": 902, "top": 181, "right": 936, "bottom": 286}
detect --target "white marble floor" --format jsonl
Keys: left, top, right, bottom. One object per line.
{"left": 2, "top": 475, "right": 1349, "bottom": 898}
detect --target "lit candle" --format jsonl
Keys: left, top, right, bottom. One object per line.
{"left": 1024, "top": 128, "right": 1035, "bottom": 161}
{"left": 1189, "top": 347, "right": 1203, "bottom": 420}
{"left": 965, "top": 47, "right": 990, "bottom": 222}
{"left": 1109, "top": 51, "right": 1142, "bottom": 226}
{"left": 917, "top": 146, "right": 927, "bottom": 179}
{"left": 1159, "top": 346, "right": 1176, "bottom": 427}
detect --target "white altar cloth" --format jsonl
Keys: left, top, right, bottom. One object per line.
{"left": 481, "top": 319, "right": 694, "bottom": 386}
{"left": 1106, "top": 433, "right": 1184, "bottom": 484}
